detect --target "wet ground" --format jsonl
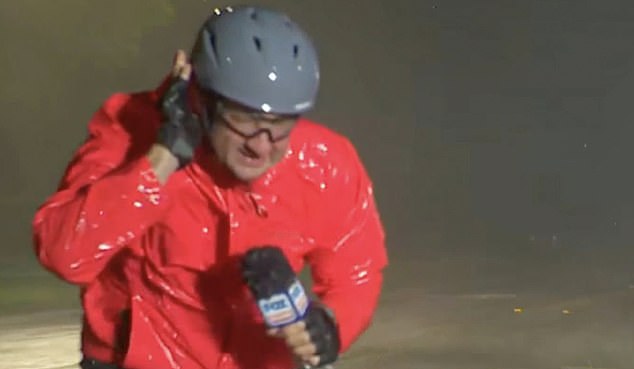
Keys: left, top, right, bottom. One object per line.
{"left": 2, "top": 255, "right": 634, "bottom": 369}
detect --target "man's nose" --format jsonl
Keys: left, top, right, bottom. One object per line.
{"left": 245, "top": 130, "right": 273, "bottom": 154}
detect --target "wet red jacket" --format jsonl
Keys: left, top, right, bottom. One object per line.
{"left": 32, "top": 80, "right": 388, "bottom": 369}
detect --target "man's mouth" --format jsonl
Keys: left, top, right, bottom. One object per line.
{"left": 238, "top": 147, "right": 266, "bottom": 167}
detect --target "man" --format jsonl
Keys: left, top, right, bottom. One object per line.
{"left": 32, "top": 5, "right": 388, "bottom": 369}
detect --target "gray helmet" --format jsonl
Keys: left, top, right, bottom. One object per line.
{"left": 191, "top": 5, "right": 320, "bottom": 115}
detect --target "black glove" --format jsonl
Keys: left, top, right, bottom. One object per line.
{"left": 305, "top": 302, "right": 341, "bottom": 367}
{"left": 242, "top": 246, "right": 341, "bottom": 367}
{"left": 157, "top": 77, "right": 202, "bottom": 168}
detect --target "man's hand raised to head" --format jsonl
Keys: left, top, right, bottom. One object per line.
{"left": 148, "top": 50, "right": 203, "bottom": 183}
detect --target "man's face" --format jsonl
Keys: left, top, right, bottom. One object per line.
{"left": 201, "top": 95, "right": 298, "bottom": 182}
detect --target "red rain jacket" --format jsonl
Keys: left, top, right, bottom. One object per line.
{"left": 32, "top": 79, "right": 388, "bottom": 369}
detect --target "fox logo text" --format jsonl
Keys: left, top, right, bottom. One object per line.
{"left": 258, "top": 294, "right": 298, "bottom": 327}
{"left": 289, "top": 281, "right": 309, "bottom": 316}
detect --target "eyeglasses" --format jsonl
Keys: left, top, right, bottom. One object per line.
{"left": 214, "top": 100, "right": 298, "bottom": 143}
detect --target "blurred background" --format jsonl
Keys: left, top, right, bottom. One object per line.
{"left": 1, "top": 1, "right": 634, "bottom": 368}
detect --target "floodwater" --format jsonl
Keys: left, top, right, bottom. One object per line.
{"left": 2, "top": 256, "right": 633, "bottom": 369}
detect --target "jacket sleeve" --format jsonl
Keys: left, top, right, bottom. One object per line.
{"left": 33, "top": 92, "right": 169, "bottom": 285}
{"left": 306, "top": 138, "right": 388, "bottom": 353}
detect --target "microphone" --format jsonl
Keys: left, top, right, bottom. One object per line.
{"left": 242, "top": 245, "right": 310, "bottom": 328}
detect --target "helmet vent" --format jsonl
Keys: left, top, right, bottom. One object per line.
{"left": 209, "top": 33, "right": 217, "bottom": 52}
{"left": 293, "top": 45, "right": 299, "bottom": 59}
{"left": 250, "top": 9, "right": 258, "bottom": 20}
{"left": 253, "top": 36, "right": 262, "bottom": 51}
{"left": 199, "top": 29, "right": 219, "bottom": 65}
{"left": 209, "top": 32, "right": 219, "bottom": 60}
